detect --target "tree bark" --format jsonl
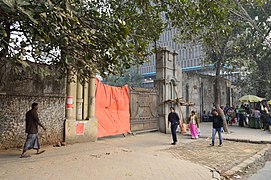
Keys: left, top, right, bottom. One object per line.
{"left": 214, "top": 58, "right": 229, "bottom": 133}
{"left": 0, "top": 20, "right": 11, "bottom": 60}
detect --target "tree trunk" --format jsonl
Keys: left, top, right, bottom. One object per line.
{"left": 0, "top": 21, "right": 11, "bottom": 91}
{"left": 214, "top": 59, "right": 229, "bottom": 133}
{"left": 0, "top": 20, "right": 11, "bottom": 60}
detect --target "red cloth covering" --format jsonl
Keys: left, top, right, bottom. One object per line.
{"left": 95, "top": 78, "right": 130, "bottom": 137}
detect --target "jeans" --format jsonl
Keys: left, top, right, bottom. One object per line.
{"left": 211, "top": 128, "right": 222, "bottom": 145}
{"left": 171, "top": 123, "right": 178, "bottom": 143}
{"left": 255, "top": 118, "right": 260, "bottom": 129}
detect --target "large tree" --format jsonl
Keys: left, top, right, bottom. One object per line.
{"left": 227, "top": 1, "right": 271, "bottom": 99}
{"left": 0, "top": 0, "right": 165, "bottom": 82}
{"left": 165, "top": 0, "right": 241, "bottom": 132}
{"left": 165, "top": 0, "right": 270, "bottom": 132}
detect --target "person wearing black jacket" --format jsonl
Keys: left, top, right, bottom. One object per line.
{"left": 210, "top": 109, "right": 223, "bottom": 146}
{"left": 20, "top": 103, "right": 46, "bottom": 158}
{"left": 168, "top": 107, "right": 180, "bottom": 145}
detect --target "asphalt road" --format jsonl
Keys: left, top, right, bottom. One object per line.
{"left": 248, "top": 161, "right": 271, "bottom": 180}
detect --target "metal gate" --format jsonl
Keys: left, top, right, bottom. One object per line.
{"left": 130, "top": 88, "right": 159, "bottom": 132}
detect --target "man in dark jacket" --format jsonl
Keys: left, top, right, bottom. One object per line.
{"left": 168, "top": 107, "right": 180, "bottom": 145}
{"left": 210, "top": 109, "right": 223, "bottom": 146}
{"left": 20, "top": 103, "right": 46, "bottom": 158}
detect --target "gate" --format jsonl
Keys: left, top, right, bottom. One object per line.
{"left": 130, "top": 88, "right": 159, "bottom": 132}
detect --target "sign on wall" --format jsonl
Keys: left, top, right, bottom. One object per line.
{"left": 76, "top": 122, "right": 85, "bottom": 135}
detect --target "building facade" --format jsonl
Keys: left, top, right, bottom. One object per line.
{"left": 140, "top": 28, "right": 204, "bottom": 76}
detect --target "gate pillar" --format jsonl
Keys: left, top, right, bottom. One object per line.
{"left": 154, "top": 47, "right": 182, "bottom": 134}
{"left": 65, "top": 73, "right": 98, "bottom": 143}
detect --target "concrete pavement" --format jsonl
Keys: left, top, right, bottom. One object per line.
{"left": 0, "top": 133, "right": 213, "bottom": 180}
{"left": 185, "top": 122, "right": 271, "bottom": 179}
{"left": 196, "top": 122, "right": 271, "bottom": 143}
{"left": 0, "top": 123, "right": 270, "bottom": 180}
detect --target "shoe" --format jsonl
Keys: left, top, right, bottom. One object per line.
{"left": 36, "top": 150, "right": 45, "bottom": 155}
{"left": 210, "top": 144, "right": 214, "bottom": 146}
{"left": 171, "top": 142, "right": 176, "bottom": 145}
{"left": 20, "top": 154, "right": 31, "bottom": 158}
{"left": 219, "top": 144, "right": 223, "bottom": 147}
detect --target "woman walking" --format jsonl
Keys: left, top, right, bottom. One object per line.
{"left": 188, "top": 111, "right": 199, "bottom": 139}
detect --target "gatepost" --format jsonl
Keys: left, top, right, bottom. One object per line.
{"left": 65, "top": 73, "right": 98, "bottom": 143}
{"left": 154, "top": 47, "right": 182, "bottom": 134}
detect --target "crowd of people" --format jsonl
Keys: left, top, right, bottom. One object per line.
{"left": 201, "top": 103, "right": 271, "bottom": 131}
{"left": 168, "top": 102, "right": 271, "bottom": 146}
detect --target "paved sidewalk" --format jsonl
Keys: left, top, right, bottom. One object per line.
{"left": 0, "top": 133, "right": 212, "bottom": 180}
{"left": 1, "top": 123, "right": 269, "bottom": 180}
{"left": 196, "top": 122, "right": 271, "bottom": 143}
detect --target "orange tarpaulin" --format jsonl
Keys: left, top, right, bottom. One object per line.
{"left": 95, "top": 78, "right": 130, "bottom": 138}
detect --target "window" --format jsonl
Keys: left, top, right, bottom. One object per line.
{"left": 169, "top": 82, "right": 173, "bottom": 100}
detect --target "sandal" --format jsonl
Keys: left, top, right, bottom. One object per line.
{"left": 20, "top": 154, "right": 31, "bottom": 158}
{"left": 36, "top": 150, "right": 45, "bottom": 155}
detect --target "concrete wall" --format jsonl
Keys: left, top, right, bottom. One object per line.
{"left": 0, "top": 65, "right": 66, "bottom": 149}
{"left": 155, "top": 47, "right": 182, "bottom": 133}
{"left": 0, "top": 95, "right": 65, "bottom": 149}
{"left": 64, "top": 74, "right": 98, "bottom": 144}
{"left": 181, "top": 72, "right": 231, "bottom": 121}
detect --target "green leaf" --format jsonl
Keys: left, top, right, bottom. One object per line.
{"left": 17, "top": 6, "right": 38, "bottom": 24}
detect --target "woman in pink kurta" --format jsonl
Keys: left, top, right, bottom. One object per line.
{"left": 189, "top": 111, "right": 199, "bottom": 139}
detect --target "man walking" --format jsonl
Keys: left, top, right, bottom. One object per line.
{"left": 210, "top": 109, "right": 223, "bottom": 146}
{"left": 168, "top": 107, "right": 180, "bottom": 145}
{"left": 20, "top": 103, "right": 46, "bottom": 158}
